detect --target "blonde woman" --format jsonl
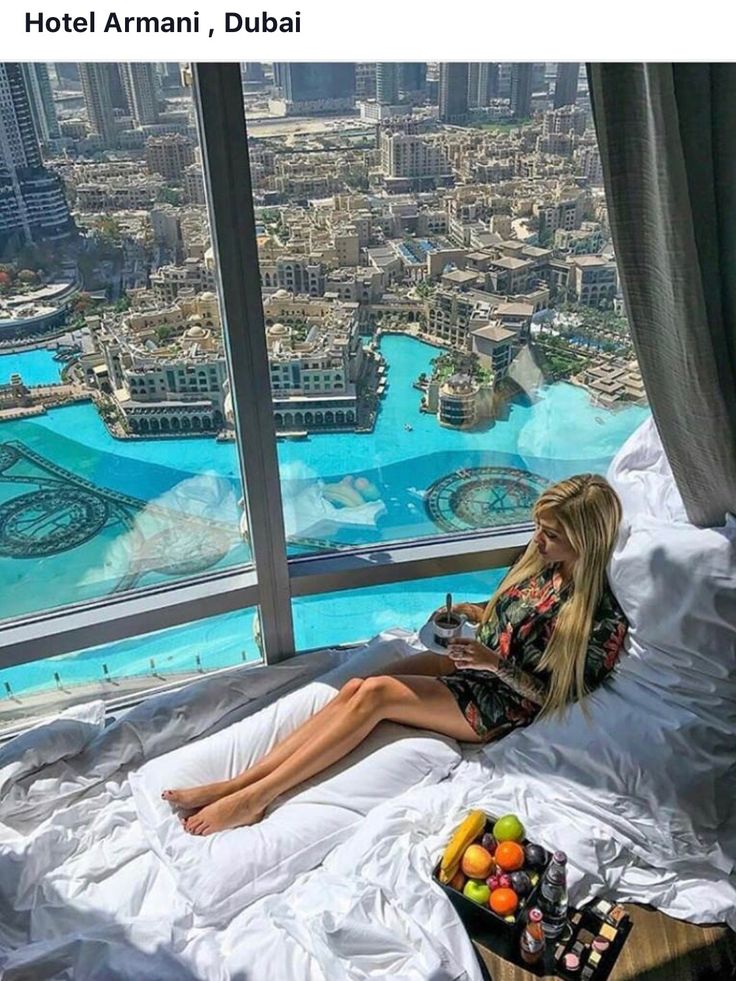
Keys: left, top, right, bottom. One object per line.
{"left": 164, "top": 473, "right": 628, "bottom": 835}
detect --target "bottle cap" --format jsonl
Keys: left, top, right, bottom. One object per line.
{"left": 553, "top": 850, "right": 568, "bottom": 863}
{"left": 528, "top": 907, "right": 543, "bottom": 922}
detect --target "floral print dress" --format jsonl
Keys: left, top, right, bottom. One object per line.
{"left": 439, "top": 565, "right": 628, "bottom": 739}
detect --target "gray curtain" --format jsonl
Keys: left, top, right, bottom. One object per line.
{"left": 587, "top": 63, "right": 736, "bottom": 527}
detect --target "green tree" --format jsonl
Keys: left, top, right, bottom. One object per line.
{"left": 158, "top": 187, "right": 182, "bottom": 206}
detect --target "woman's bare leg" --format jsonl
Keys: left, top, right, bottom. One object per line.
{"left": 162, "top": 677, "right": 364, "bottom": 809}
{"left": 184, "top": 674, "right": 480, "bottom": 835}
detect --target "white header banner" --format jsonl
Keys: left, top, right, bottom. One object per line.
{"left": 0, "top": 0, "right": 728, "bottom": 61}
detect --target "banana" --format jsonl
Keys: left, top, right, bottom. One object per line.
{"left": 438, "top": 809, "right": 487, "bottom": 883}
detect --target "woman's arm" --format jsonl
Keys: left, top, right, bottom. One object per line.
{"left": 448, "top": 638, "right": 549, "bottom": 706}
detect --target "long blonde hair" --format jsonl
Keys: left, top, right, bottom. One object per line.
{"left": 481, "top": 474, "right": 622, "bottom": 717}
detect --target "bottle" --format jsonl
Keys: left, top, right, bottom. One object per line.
{"left": 520, "top": 907, "right": 545, "bottom": 965}
{"left": 538, "top": 850, "right": 569, "bottom": 939}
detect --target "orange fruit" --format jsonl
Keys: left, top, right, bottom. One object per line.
{"left": 489, "top": 887, "right": 519, "bottom": 916}
{"left": 495, "top": 841, "right": 525, "bottom": 871}
{"left": 460, "top": 844, "right": 494, "bottom": 879}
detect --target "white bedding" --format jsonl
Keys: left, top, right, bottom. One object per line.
{"left": 1, "top": 418, "right": 735, "bottom": 980}
{"left": 1, "top": 633, "right": 734, "bottom": 981}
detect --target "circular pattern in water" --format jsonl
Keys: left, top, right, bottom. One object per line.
{"left": 0, "top": 444, "right": 20, "bottom": 473}
{"left": 0, "top": 487, "right": 110, "bottom": 558}
{"left": 425, "top": 466, "right": 550, "bottom": 532}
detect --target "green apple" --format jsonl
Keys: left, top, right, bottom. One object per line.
{"left": 463, "top": 880, "right": 491, "bottom": 905}
{"left": 493, "top": 814, "right": 525, "bottom": 843}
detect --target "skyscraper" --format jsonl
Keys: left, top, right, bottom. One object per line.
{"left": 510, "top": 63, "right": 533, "bottom": 120}
{"left": 78, "top": 63, "right": 118, "bottom": 145}
{"left": 399, "top": 63, "right": 426, "bottom": 96}
{"left": 242, "top": 63, "right": 265, "bottom": 83}
{"left": 54, "top": 63, "right": 80, "bottom": 86}
{"left": 554, "top": 63, "right": 580, "bottom": 109}
{"left": 21, "top": 64, "right": 60, "bottom": 142}
{"left": 273, "top": 64, "right": 356, "bottom": 115}
{"left": 0, "top": 63, "right": 73, "bottom": 253}
{"left": 376, "top": 64, "right": 399, "bottom": 105}
{"left": 120, "top": 63, "right": 159, "bottom": 126}
{"left": 102, "top": 64, "right": 127, "bottom": 112}
{"left": 468, "top": 63, "right": 498, "bottom": 108}
{"left": 438, "top": 63, "right": 469, "bottom": 123}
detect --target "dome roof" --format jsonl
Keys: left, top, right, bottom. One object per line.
{"left": 268, "top": 322, "right": 289, "bottom": 335}
{"left": 186, "top": 324, "right": 206, "bottom": 338}
{"left": 199, "top": 290, "right": 216, "bottom": 301}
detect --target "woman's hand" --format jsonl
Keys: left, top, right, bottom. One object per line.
{"left": 447, "top": 637, "right": 501, "bottom": 672}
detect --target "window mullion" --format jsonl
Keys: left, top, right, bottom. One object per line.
{"left": 192, "top": 63, "right": 295, "bottom": 664}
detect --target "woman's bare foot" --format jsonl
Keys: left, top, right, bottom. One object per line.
{"left": 183, "top": 787, "right": 267, "bottom": 836}
{"left": 161, "top": 780, "right": 235, "bottom": 810}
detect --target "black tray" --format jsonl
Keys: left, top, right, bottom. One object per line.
{"left": 431, "top": 814, "right": 551, "bottom": 937}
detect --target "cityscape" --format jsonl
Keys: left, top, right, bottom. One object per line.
{"left": 0, "top": 61, "right": 651, "bottom": 711}
{"left": 1, "top": 62, "right": 644, "bottom": 437}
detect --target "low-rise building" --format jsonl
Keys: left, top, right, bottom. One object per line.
{"left": 567, "top": 255, "right": 618, "bottom": 306}
{"left": 263, "top": 293, "right": 367, "bottom": 433}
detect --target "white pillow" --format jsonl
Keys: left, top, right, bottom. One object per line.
{"left": 608, "top": 516, "right": 736, "bottom": 682}
{"left": 606, "top": 415, "right": 687, "bottom": 524}
{"left": 0, "top": 700, "right": 105, "bottom": 800}
{"left": 131, "top": 679, "right": 460, "bottom": 925}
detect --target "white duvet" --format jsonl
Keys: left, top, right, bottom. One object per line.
{"left": 1, "top": 418, "right": 735, "bottom": 980}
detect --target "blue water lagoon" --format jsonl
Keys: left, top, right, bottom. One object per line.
{"left": 0, "top": 335, "right": 649, "bottom": 696}
{"left": 0, "top": 348, "right": 63, "bottom": 386}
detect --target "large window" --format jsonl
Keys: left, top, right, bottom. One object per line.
{"left": 0, "top": 61, "right": 651, "bottom": 731}
{"left": 0, "top": 63, "right": 250, "bottom": 630}
{"left": 243, "top": 63, "right": 649, "bottom": 557}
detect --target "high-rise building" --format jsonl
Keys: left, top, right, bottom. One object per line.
{"left": 21, "top": 64, "right": 60, "bottom": 142}
{"left": 468, "top": 63, "right": 498, "bottom": 107}
{"left": 399, "top": 63, "right": 426, "bottom": 96}
{"left": 438, "top": 63, "right": 469, "bottom": 123}
{"left": 0, "top": 63, "right": 73, "bottom": 253}
{"left": 54, "top": 63, "right": 80, "bottom": 86}
{"left": 120, "top": 63, "right": 159, "bottom": 126}
{"left": 510, "top": 63, "right": 533, "bottom": 120}
{"left": 273, "top": 63, "right": 356, "bottom": 115}
{"left": 376, "top": 64, "right": 399, "bottom": 105}
{"left": 145, "top": 134, "right": 195, "bottom": 183}
{"left": 78, "top": 63, "right": 118, "bottom": 145}
{"left": 554, "top": 63, "right": 580, "bottom": 108}
{"left": 355, "top": 63, "right": 376, "bottom": 100}
{"left": 243, "top": 63, "right": 265, "bottom": 83}
{"left": 158, "top": 63, "right": 184, "bottom": 89}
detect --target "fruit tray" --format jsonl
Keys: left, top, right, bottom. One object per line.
{"left": 431, "top": 812, "right": 551, "bottom": 938}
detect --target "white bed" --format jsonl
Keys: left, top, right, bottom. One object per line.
{"left": 1, "top": 419, "right": 734, "bottom": 981}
